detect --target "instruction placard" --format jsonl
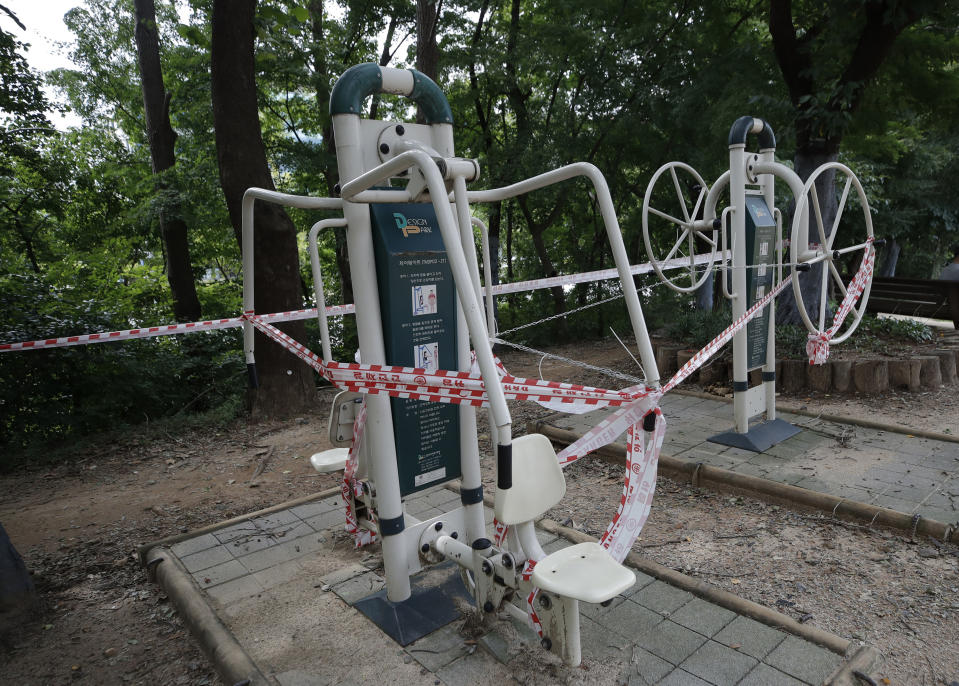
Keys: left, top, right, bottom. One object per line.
{"left": 371, "top": 203, "right": 461, "bottom": 496}
{"left": 744, "top": 195, "right": 777, "bottom": 370}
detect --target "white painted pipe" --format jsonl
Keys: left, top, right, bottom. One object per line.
{"left": 729, "top": 145, "right": 749, "bottom": 433}
{"left": 307, "top": 218, "right": 348, "bottom": 363}
{"left": 467, "top": 162, "right": 660, "bottom": 387}
{"left": 240, "top": 189, "right": 343, "bottom": 368}
{"left": 332, "top": 112, "right": 410, "bottom": 602}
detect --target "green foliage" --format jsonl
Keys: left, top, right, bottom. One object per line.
{"left": 1, "top": 0, "right": 957, "bottom": 452}
{"left": 0, "top": 272, "right": 244, "bottom": 454}
{"left": 662, "top": 306, "right": 733, "bottom": 351}
{"left": 856, "top": 314, "right": 933, "bottom": 345}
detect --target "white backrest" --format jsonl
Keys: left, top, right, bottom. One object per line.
{"left": 494, "top": 433, "right": 566, "bottom": 525}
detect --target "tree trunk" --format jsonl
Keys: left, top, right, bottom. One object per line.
{"left": 308, "top": 0, "right": 356, "bottom": 353}
{"left": 133, "top": 0, "right": 201, "bottom": 322}
{"left": 694, "top": 266, "right": 713, "bottom": 310}
{"left": 211, "top": 0, "right": 314, "bottom": 417}
{"left": 415, "top": 0, "right": 440, "bottom": 81}
{"left": 878, "top": 238, "right": 900, "bottom": 277}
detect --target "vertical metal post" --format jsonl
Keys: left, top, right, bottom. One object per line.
{"left": 761, "top": 148, "right": 777, "bottom": 421}
{"left": 452, "top": 175, "right": 488, "bottom": 544}
{"left": 729, "top": 142, "right": 749, "bottom": 434}
{"left": 332, "top": 112, "right": 411, "bottom": 602}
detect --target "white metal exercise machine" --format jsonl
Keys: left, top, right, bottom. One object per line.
{"left": 642, "top": 117, "right": 875, "bottom": 450}
{"left": 240, "top": 63, "right": 665, "bottom": 666}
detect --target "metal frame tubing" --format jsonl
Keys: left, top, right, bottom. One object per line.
{"left": 307, "top": 218, "right": 348, "bottom": 363}
{"left": 467, "top": 162, "right": 660, "bottom": 387}
{"left": 728, "top": 140, "right": 750, "bottom": 433}
{"left": 452, "top": 176, "right": 489, "bottom": 544}
{"left": 333, "top": 112, "right": 411, "bottom": 601}
{"left": 241, "top": 189, "right": 342, "bottom": 381}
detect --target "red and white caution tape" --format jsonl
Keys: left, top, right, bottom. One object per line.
{"left": 0, "top": 255, "right": 721, "bottom": 354}
{"left": 341, "top": 402, "right": 377, "bottom": 548}
{"left": 806, "top": 239, "right": 876, "bottom": 365}
{"left": 0, "top": 304, "right": 356, "bottom": 353}
{"left": 520, "top": 560, "right": 544, "bottom": 637}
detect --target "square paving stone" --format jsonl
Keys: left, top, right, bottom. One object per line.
{"left": 581, "top": 593, "right": 628, "bottom": 620}
{"left": 434, "top": 649, "right": 514, "bottom": 686}
{"left": 226, "top": 530, "right": 287, "bottom": 556}
{"left": 656, "top": 669, "right": 712, "bottom": 686}
{"left": 212, "top": 521, "right": 260, "bottom": 545}
{"left": 635, "top": 619, "right": 706, "bottom": 665}
{"left": 625, "top": 646, "right": 672, "bottom": 684}
{"left": 712, "top": 616, "right": 786, "bottom": 660}
{"left": 179, "top": 544, "right": 234, "bottom": 573}
{"left": 917, "top": 507, "right": 958, "bottom": 524}
{"left": 194, "top": 558, "right": 247, "bottom": 587}
{"left": 669, "top": 597, "right": 736, "bottom": 637}
{"left": 679, "top": 639, "right": 757, "bottom": 685}
{"left": 205, "top": 574, "right": 265, "bottom": 606}
{"left": 252, "top": 558, "right": 303, "bottom": 590}
{"left": 543, "top": 537, "right": 570, "bottom": 555}
{"left": 251, "top": 509, "right": 301, "bottom": 530}
{"left": 407, "top": 624, "right": 473, "bottom": 671}
{"left": 318, "top": 563, "right": 369, "bottom": 588}
{"left": 631, "top": 580, "right": 692, "bottom": 616}
{"left": 288, "top": 498, "right": 339, "bottom": 520}
{"left": 737, "top": 663, "right": 806, "bottom": 686}
{"left": 580, "top": 615, "right": 630, "bottom": 663}
{"left": 601, "top": 598, "right": 664, "bottom": 640}
{"left": 419, "top": 487, "right": 460, "bottom": 508}
{"left": 332, "top": 571, "right": 385, "bottom": 605}
{"left": 170, "top": 532, "right": 220, "bottom": 558}
{"left": 764, "top": 635, "right": 842, "bottom": 683}
{"left": 236, "top": 535, "right": 325, "bottom": 573}
{"left": 305, "top": 509, "right": 347, "bottom": 532}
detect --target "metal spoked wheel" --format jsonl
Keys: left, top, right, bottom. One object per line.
{"left": 789, "top": 162, "right": 874, "bottom": 344}
{"left": 642, "top": 162, "right": 719, "bottom": 293}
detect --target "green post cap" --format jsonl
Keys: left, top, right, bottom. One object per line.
{"left": 330, "top": 63, "right": 453, "bottom": 125}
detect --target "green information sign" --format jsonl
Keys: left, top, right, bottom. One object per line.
{"left": 744, "top": 195, "right": 777, "bottom": 371}
{"left": 370, "top": 203, "right": 461, "bottom": 496}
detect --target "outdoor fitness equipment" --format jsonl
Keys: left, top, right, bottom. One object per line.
{"left": 240, "top": 63, "right": 664, "bottom": 666}
{"left": 642, "top": 117, "right": 874, "bottom": 450}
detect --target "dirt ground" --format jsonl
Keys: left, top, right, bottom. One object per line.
{"left": 1, "top": 337, "right": 957, "bottom": 685}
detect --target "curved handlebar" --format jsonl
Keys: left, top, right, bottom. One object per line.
{"left": 727, "top": 116, "right": 776, "bottom": 150}
{"left": 329, "top": 62, "right": 453, "bottom": 124}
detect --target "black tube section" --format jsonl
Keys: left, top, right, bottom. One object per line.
{"left": 728, "top": 116, "right": 776, "bottom": 149}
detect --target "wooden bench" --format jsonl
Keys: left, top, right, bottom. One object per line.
{"left": 866, "top": 276, "right": 959, "bottom": 327}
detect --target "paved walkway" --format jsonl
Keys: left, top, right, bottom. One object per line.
{"left": 162, "top": 488, "right": 864, "bottom": 686}
{"left": 546, "top": 393, "right": 959, "bottom": 527}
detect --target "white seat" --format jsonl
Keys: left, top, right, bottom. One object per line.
{"left": 310, "top": 447, "right": 349, "bottom": 473}
{"left": 532, "top": 542, "right": 636, "bottom": 604}
{"left": 494, "top": 433, "right": 566, "bottom": 525}
{"left": 494, "top": 434, "right": 636, "bottom": 604}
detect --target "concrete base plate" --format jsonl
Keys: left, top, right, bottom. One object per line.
{"left": 354, "top": 560, "right": 471, "bottom": 646}
{"left": 708, "top": 418, "right": 801, "bottom": 452}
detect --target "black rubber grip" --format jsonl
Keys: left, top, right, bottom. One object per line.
{"left": 460, "top": 485, "right": 484, "bottom": 505}
{"left": 497, "top": 444, "right": 512, "bottom": 490}
{"left": 378, "top": 514, "right": 405, "bottom": 536}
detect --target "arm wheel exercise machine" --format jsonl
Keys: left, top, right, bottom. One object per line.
{"left": 241, "top": 64, "right": 664, "bottom": 666}
{"left": 642, "top": 117, "right": 875, "bottom": 451}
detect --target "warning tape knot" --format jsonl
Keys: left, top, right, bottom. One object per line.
{"left": 806, "top": 332, "right": 830, "bottom": 366}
